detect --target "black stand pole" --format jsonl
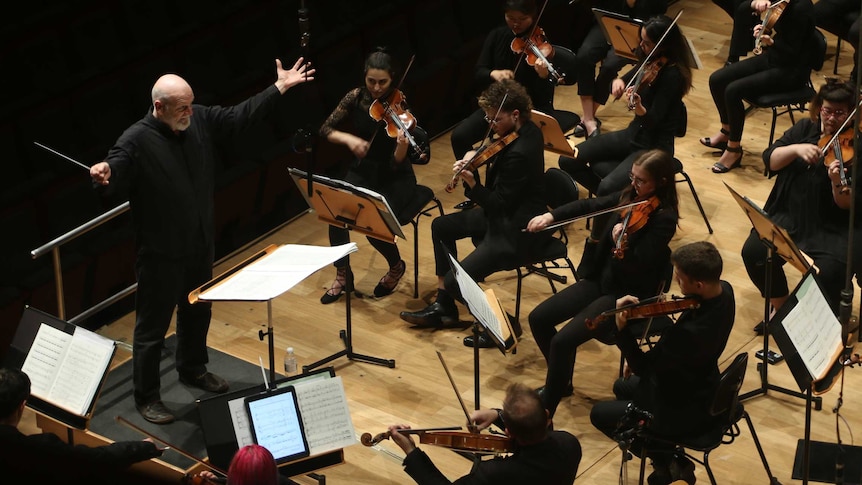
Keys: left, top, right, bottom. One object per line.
{"left": 303, "top": 254, "right": 396, "bottom": 372}
{"left": 802, "top": 384, "right": 814, "bottom": 485}
{"left": 257, "top": 299, "right": 277, "bottom": 387}
{"left": 473, "top": 322, "right": 481, "bottom": 410}
{"left": 740, "top": 237, "right": 822, "bottom": 409}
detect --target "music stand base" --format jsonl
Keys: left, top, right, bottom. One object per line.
{"left": 303, "top": 330, "right": 395, "bottom": 372}
{"left": 740, "top": 383, "right": 822, "bottom": 410}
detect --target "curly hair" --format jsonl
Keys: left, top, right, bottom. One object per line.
{"left": 477, "top": 79, "right": 533, "bottom": 121}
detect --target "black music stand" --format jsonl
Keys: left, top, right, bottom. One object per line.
{"left": 190, "top": 243, "right": 358, "bottom": 384}
{"left": 289, "top": 168, "right": 397, "bottom": 371}
{"left": 725, "top": 182, "right": 821, "bottom": 408}
{"left": 593, "top": 8, "right": 644, "bottom": 62}
{"left": 446, "top": 252, "right": 517, "bottom": 410}
{"left": 768, "top": 271, "right": 856, "bottom": 485}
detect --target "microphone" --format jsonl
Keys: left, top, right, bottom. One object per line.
{"left": 298, "top": 1, "right": 310, "bottom": 49}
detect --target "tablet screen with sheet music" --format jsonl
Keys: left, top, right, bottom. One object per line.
{"left": 244, "top": 385, "right": 310, "bottom": 464}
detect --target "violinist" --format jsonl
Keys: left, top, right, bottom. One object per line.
{"left": 0, "top": 368, "right": 164, "bottom": 485}
{"left": 389, "top": 383, "right": 581, "bottom": 485}
{"left": 741, "top": 79, "right": 862, "bottom": 333}
{"left": 195, "top": 444, "right": 282, "bottom": 485}
{"left": 703, "top": 0, "right": 815, "bottom": 173}
{"left": 318, "top": 49, "right": 428, "bottom": 304}
{"left": 449, "top": 0, "right": 563, "bottom": 211}
{"left": 590, "top": 242, "right": 734, "bottom": 485}
{"left": 559, "top": 14, "right": 690, "bottom": 240}
{"left": 400, "top": 80, "right": 550, "bottom": 335}
{"left": 526, "top": 149, "right": 678, "bottom": 418}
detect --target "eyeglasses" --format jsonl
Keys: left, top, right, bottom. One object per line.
{"left": 628, "top": 172, "right": 648, "bottom": 187}
{"left": 484, "top": 114, "right": 499, "bottom": 124}
{"left": 820, "top": 107, "right": 848, "bottom": 119}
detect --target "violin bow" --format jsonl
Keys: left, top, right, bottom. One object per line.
{"left": 820, "top": 98, "right": 862, "bottom": 157}
{"left": 116, "top": 415, "right": 228, "bottom": 478}
{"left": 622, "top": 9, "right": 684, "bottom": 94}
{"left": 366, "top": 54, "right": 417, "bottom": 149}
{"left": 435, "top": 351, "right": 477, "bottom": 431}
{"left": 531, "top": 199, "right": 648, "bottom": 232}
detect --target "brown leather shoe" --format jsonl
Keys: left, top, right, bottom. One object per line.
{"left": 136, "top": 400, "right": 175, "bottom": 425}
{"left": 179, "top": 371, "right": 229, "bottom": 393}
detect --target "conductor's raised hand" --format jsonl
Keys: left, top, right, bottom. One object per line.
{"left": 90, "top": 161, "right": 111, "bottom": 185}
{"left": 275, "top": 57, "right": 316, "bottom": 93}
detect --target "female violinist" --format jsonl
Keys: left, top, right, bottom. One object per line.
{"left": 400, "top": 79, "right": 550, "bottom": 336}
{"left": 526, "top": 149, "right": 679, "bottom": 418}
{"left": 559, "top": 14, "right": 691, "bottom": 242}
{"left": 703, "top": 0, "right": 816, "bottom": 173}
{"left": 195, "top": 444, "right": 278, "bottom": 485}
{"left": 591, "top": 241, "right": 735, "bottom": 484}
{"left": 318, "top": 49, "right": 428, "bottom": 304}
{"left": 742, "top": 79, "right": 862, "bottom": 333}
{"left": 387, "top": 383, "right": 581, "bottom": 485}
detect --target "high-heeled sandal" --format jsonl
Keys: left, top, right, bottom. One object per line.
{"left": 320, "top": 267, "right": 348, "bottom": 304}
{"left": 700, "top": 128, "right": 729, "bottom": 151}
{"left": 373, "top": 260, "right": 406, "bottom": 297}
{"left": 711, "top": 145, "right": 743, "bottom": 174}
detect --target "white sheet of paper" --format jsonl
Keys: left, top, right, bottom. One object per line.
{"left": 781, "top": 274, "right": 843, "bottom": 380}
{"left": 21, "top": 324, "right": 70, "bottom": 398}
{"left": 448, "top": 254, "right": 505, "bottom": 344}
{"left": 293, "top": 376, "right": 357, "bottom": 456}
{"left": 199, "top": 243, "right": 358, "bottom": 301}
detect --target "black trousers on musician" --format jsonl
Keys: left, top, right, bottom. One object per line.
{"left": 575, "top": 24, "right": 634, "bottom": 105}
{"left": 814, "top": 0, "right": 860, "bottom": 79}
{"left": 133, "top": 250, "right": 213, "bottom": 405}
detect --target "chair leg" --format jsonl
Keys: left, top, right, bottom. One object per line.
{"left": 412, "top": 220, "right": 419, "bottom": 299}
{"left": 743, "top": 411, "right": 779, "bottom": 482}
{"left": 701, "top": 450, "right": 719, "bottom": 485}
{"left": 834, "top": 37, "right": 842, "bottom": 76}
{"left": 769, "top": 106, "right": 779, "bottom": 146}
{"left": 678, "top": 171, "right": 713, "bottom": 234}
{"left": 515, "top": 267, "right": 524, "bottom": 322}
{"left": 638, "top": 447, "right": 648, "bottom": 485}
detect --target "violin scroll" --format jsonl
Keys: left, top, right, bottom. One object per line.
{"left": 360, "top": 431, "right": 390, "bottom": 446}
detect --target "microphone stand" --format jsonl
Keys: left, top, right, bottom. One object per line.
{"left": 297, "top": 0, "right": 313, "bottom": 197}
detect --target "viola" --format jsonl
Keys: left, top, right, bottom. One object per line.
{"left": 585, "top": 295, "right": 700, "bottom": 330}
{"left": 368, "top": 89, "right": 429, "bottom": 162}
{"left": 613, "top": 195, "right": 660, "bottom": 259}
{"left": 445, "top": 131, "right": 519, "bottom": 193}
{"left": 819, "top": 99, "right": 861, "bottom": 193}
{"left": 361, "top": 428, "right": 514, "bottom": 454}
{"left": 510, "top": 27, "right": 564, "bottom": 84}
{"left": 628, "top": 56, "right": 668, "bottom": 111}
{"left": 753, "top": 0, "right": 789, "bottom": 55}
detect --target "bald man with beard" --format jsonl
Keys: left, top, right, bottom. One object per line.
{"left": 90, "top": 58, "right": 314, "bottom": 424}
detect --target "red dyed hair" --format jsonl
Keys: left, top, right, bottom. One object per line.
{"left": 227, "top": 444, "right": 278, "bottom": 485}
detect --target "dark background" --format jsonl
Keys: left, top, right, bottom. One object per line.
{"left": 0, "top": 0, "right": 592, "bottom": 360}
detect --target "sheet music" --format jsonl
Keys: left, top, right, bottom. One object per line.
{"left": 20, "top": 323, "right": 114, "bottom": 416}
{"left": 247, "top": 391, "right": 307, "bottom": 460}
{"left": 781, "top": 274, "right": 843, "bottom": 380}
{"left": 228, "top": 396, "right": 256, "bottom": 448}
{"left": 448, "top": 254, "right": 506, "bottom": 345}
{"left": 199, "top": 243, "right": 358, "bottom": 301}
{"left": 293, "top": 376, "right": 357, "bottom": 456}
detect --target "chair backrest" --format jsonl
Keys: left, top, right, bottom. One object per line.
{"left": 710, "top": 353, "right": 748, "bottom": 419}
{"left": 810, "top": 29, "right": 827, "bottom": 72}
{"left": 674, "top": 102, "right": 687, "bottom": 138}
{"left": 543, "top": 167, "right": 580, "bottom": 210}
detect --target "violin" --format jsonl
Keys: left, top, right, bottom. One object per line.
{"left": 585, "top": 295, "right": 700, "bottom": 330}
{"left": 628, "top": 56, "right": 668, "bottom": 111}
{"left": 510, "top": 27, "right": 564, "bottom": 84}
{"left": 819, "top": 99, "right": 860, "bottom": 193}
{"left": 445, "top": 131, "right": 519, "bottom": 192}
{"left": 613, "top": 195, "right": 660, "bottom": 259}
{"left": 753, "top": 0, "right": 789, "bottom": 55}
{"left": 361, "top": 428, "right": 514, "bottom": 454}
{"left": 368, "top": 88, "right": 429, "bottom": 162}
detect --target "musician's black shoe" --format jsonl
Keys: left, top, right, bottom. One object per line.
{"left": 647, "top": 464, "right": 673, "bottom": 485}
{"left": 753, "top": 320, "right": 766, "bottom": 335}
{"left": 136, "top": 400, "right": 175, "bottom": 425}
{"left": 670, "top": 455, "right": 696, "bottom": 485}
{"left": 535, "top": 383, "right": 574, "bottom": 399}
{"left": 179, "top": 371, "right": 229, "bottom": 394}
{"left": 400, "top": 301, "right": 458, "bottom": 327}
{"left": 454, "top": 200, "right": 476, "bottom": 210}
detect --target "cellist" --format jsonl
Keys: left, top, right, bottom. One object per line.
{"left": 525, "top": 149, "right": 678, "bottom": 419}
{"left": 741, "top": 79, "right": 862, "bottom": 334}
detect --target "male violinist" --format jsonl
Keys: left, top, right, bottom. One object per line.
{"left": 740, "top": 79, "right": 862, "bottom": 334}
{"left": 389, "top": 383, "right": 581, "bottom": 485}
{"left": 589, "top": 241, "right": 734, "bottom": 485}
{"left": 0, "top": 368, "right": 164, "bottom": 484}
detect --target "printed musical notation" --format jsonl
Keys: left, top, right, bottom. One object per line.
{"left": 293, "top": 376, "right": 357, "bottom": 455}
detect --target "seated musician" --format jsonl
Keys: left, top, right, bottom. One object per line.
{"left": 814, "top": 0, "right": 860, "bottom": 81}
{"left": 525, "top": 149, "right": 678, "bottom": 418}
{"left": 389, "top": 383, "right": 581, "bottom": 485}
{"left": 0, "top": 368, "right": 163, "bottom": 484}
{"left": 399, "top": 79, "right": 550, "bottom": 338}
{"left": 197, "top": 444, "right": 282, "bottom": 485}
{"left": 590, "top": 241, "right": 735, "bottom": 485}
{"left": 741, "top": 79, "right": 862, "bottom": 334}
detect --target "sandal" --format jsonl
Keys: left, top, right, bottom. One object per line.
{"left": 373, "top": 260, "right": 406, "bottom": 297}
{"left": 700, "top": 128, "right": 729, "bottom": 151}
{"left": 321, "top": 267, "right": 349, "bottom": 304}
{"left": 711, "top": 145, "right": 743, "bottom": 174}
{"left": 573, "top": 118, "right": 601, "bottom": 138}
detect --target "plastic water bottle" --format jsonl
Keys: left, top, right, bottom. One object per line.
{"left": 283, "top": 347, "right": 297, "bottom": 375}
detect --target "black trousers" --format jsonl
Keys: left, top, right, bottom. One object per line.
{"left": 528, "top": 278, "right": 617, "bottom": 417}
{"left": 814, "top": 0, "right": 860, "bottom": 78}
{"left": 726, "top": 0, "right": 759, "bottom": 59}
{"left": 133, "top": 250, "right": 213, "bottom": 405}
{"left": 708, "top": 55, "right": 808, "bottom": 142}
{"left": 741, "top": 229, "right": 847, "bottom": 312}
{"left": 576, "top": 24, "right": 634, "bottom": 105}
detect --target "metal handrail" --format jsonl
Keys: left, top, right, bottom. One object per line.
{"left": 29, "top": 201, "right": 130, "bottom": 321}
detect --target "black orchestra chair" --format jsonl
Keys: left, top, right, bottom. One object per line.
{"left": 743, "top": 29, "right": 827, "bottom": 153}
{"left": 397, "top": 184, "right": 444, "bottom": 299}
{"left": 672, "top": 103, "right": 713, "bottom": 234}
{"left": 636, "top": 353, "right": 780, "bottom": 485}
{"left": 510, "top": 167, "right": 580, "bottom": 322}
